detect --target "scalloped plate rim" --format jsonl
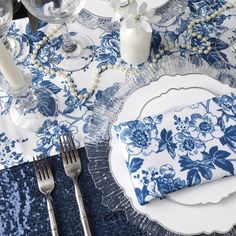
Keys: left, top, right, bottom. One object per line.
{"left": 109, "top": 74, "right": 236, "bottom": 235}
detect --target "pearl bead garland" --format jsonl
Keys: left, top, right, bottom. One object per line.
{"left": 31, "top": 25, "right": 101, "bottom": 100}
{"left": 31, "top": 2, "right": 236, "bottom": 100}
{"left": 151, "top": 2, "right": 236, "bottom": 64}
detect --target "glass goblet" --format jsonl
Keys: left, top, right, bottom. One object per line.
{"left": 0, "top": 67, "right": 58, "bottom": 131}
{"left": 0, "top": 0, "right": 29, "bottom": 63}
{"left": 217, "top": 28, "right": 236, "bottom": 67}
{"left": 21, "top": 0, "right": 94, "bottom": 71}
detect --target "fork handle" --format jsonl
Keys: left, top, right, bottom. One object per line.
{"left": 73, "top": 179, "right": 92, "bottom": 236}
{"left": 46, "top": 196, "right": 59, "bottom": 236}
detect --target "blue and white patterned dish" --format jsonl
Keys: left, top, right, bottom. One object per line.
{"left": 111, "top": 74, "right": 236, "bottom": 207}
{"left": 114, "top": 90, "right": 236, "bottom": 205}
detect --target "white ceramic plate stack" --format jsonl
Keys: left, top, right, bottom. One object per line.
{"left": 110, "top": 74, "right": 236, "bottom": 235}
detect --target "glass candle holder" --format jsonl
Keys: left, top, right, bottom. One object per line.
{"left": 0, "top": 67, "right": 58, "bottom": 131}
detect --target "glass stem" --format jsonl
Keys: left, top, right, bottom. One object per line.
{"left": 62, "top": 23, "right": 77, "bottom": 53}
{"left": 14, "top": 86, "right": 38, "bottom": 116}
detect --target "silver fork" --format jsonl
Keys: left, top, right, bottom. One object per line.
{"left": 59, "top": 134, "right": 92, "bottom": 236}
{"left": 33, "top": 155, "right": 59, "bottom": 236}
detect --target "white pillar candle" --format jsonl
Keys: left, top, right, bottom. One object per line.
{"left": 120, "top": 23, "right": 152, "bottom": 65}
{"left": 0, "top": 38, "right": 26, "bottom": 90}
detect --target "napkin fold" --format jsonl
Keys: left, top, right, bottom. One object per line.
{"left": 114, "top": 92, "right": 236, "bottom": 205}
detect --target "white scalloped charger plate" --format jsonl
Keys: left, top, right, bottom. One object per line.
{"left": 110, "top": 74, "right": 236, "bottom": 235}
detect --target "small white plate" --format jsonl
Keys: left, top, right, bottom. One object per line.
{"left": 110, "top": 74, "right": 236, "bottom": 235}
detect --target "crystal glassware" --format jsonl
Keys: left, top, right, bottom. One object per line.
{"left": 0, "top": 0, "right": 29, "bottom": 63}
{"left": 217, "top": 28, "right": 236, "bottom": 67}
{"left": 21, "top": 0, "right": 94, "bottom": 71}
{"left": 0, "top": 67, "right": 58, "bottom": 131}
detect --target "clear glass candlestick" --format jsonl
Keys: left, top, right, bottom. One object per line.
{"left": 0, "top": 68, "right": 58, "bottom": 131}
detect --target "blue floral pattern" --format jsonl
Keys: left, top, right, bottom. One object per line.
{"left": 188, "top": 112, "right": 223, "bottom": 141}
{"left": 0, "top": 132, "right": 28, "bottom": 168}
{"left": 152, "top": 0, "right": 236, "bottom": 68}
{"left": 0, "top": 16, "right": 120, "bottom": 169}
{"left": 34, "top": 120, "right": 79, "bottom": 155}
{"left": 115, "top": 92, "right": 236, "bottom": 205}
{"left": 94, "top": 31, "right": 120, "bottom": 67}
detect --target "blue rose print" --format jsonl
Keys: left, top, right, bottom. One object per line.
{"left": 213, "top": 93, "right": 236, "bottom": 120}
{"left": 34, "top": 120, "right": 79, "bottom": 155}
{"left": 175, "top": 132, "right": 206, "bottom": 157}
{"left": 95, "top": 31, "right": 120, "bottom": 67}
{"left": 116, "top": 115, "right": 163, "bottom": 156}
{"left": 134, "top": 165, "right": 186, "bottom": 205}
{"left": 189, "top": 112, "right": 224, "bottom": 142}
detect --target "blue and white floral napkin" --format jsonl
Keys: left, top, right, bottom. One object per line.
{"left": 114, "top": 92, "right": 236, "bottom": 205}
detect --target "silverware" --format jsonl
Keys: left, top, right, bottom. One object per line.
{"left": 59, "top": 134, "right": 92, "bottom": 236}
{"left": 33, "top": 155, "right": 59, "bottom": 236}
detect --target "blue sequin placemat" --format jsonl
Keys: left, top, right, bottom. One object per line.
{"left": 0, "top": 148, "right": 146, "bottom": 236}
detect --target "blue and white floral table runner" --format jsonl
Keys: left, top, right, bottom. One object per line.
{"left": 0, "top": 7, "right": 127, "bottom": 170}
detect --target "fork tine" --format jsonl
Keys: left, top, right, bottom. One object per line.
{"left": 68, "top": 134, "right": 80, "bottom": 163}
{"left": 66, "top": 135, "right": 77, "bottom": 163}
{"left": 65, "top": 134, "right": 74, "bottom": 163}
{"left": 63, "top": 134, "right": 73, "bottom": 164}
{"left": 45, "top": 159, "right": 52, "bottom": 179}
{"left": 37, "top": 155, "right": 48, "bottom": 180}
{"left": 36, "top": 156, "right": 45, "bottom": 180}
{"left": 41, "top": 156, "right": 50, "bottom": 179}
{"left": 59, "top": 135, "right": 68, "bottom": 164}
{"left": 33, "top": 156, "right": 42, "bottom": 181}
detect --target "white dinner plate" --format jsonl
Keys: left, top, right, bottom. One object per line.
{"left": 110, "top": 74, "right": 236, "bottom": 235}
{"left": 84, "top": 0, "right": 169, "bottom": 18}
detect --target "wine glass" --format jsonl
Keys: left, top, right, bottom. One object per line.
{"left": 217, "top": 28, "right": 236, "bottom": 67}
{"left": 0, "top": 40, "right": 58, "bottom": 131}
{"left": 21, "top": 0, "right": 94, "bottom": 71}
{"left": 0, "top": 0, "right": 29, "bottom": 63}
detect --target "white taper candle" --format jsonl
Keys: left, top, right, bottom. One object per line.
{"left": 120, "top": 24, "right": 152, "bottom": 65}
{"left": 0, "top": 38, "right": 26, "bottom": 90}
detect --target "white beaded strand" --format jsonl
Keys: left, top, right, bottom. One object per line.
{"left": 151, "top": 2, "right": 236, "bottom": 65}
